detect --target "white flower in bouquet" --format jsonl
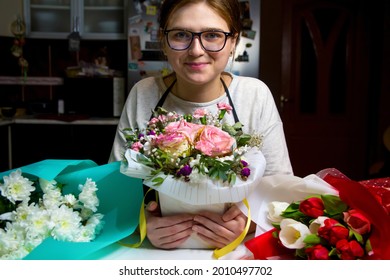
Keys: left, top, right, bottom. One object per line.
{"left": 78, "top": 178, "right": 99, "bottom": 212}
{"left": 0, "top": 169, "right": 35, "bottom": 203}
{"left": 0, "top": 169, "right": 104, "bottom": 260}
{"left": 279, "top": 218, "right": 311, "bottom": 249}
{"left": 267, "top": 201, "right": 290, "bottom": 223}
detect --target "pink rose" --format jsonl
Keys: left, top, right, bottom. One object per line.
{"left": 154, "top": 131, "right": 191, "bottom": 158}
{"left": 343, "top": 209, "right": 371, "bottom": 235}
{"left": 164, "top": 120, "right": 203, "bottom": 143}
{"left": 195, "top": 125, "right": 235, "bottom": 157}
{"left": 299, "top": 197, "right": 325, "bottom": 218}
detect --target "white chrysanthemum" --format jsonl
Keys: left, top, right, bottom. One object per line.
{"left": 39, "top": 178, "right": 58, "bottom": 193}
{"left": 25, "top": 208, "right": 52, "bottom": 239}
{"left": 78, "top": 178, "right": 99, "bottom": 212}
{"left": 79, "top": 207, "right": 94, "bottom": 221}
{"left": 63, "top": 193, "right": 77, "bottom": 207}
{"left": 49, "top": 205, "right": 82, "bottom": 241}
{"left": 75, "top": 213, "right": 105, "bottom": 242}
{"left": 12, "top": 202, "right": 40, "bottom": 227}
{"left": 0, "top": 224, "right": 26, "bottom": 259}
{"left": 0, "top": 169, "right": 35, "bottom": 204}
{"left": 42, "top": 188, "right": 63, "bottom": 209}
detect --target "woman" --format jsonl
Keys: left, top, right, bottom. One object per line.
{"left": 110, "top": 0, "right": 293, "bottom": 250}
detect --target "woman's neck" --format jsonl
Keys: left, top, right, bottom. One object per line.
{"left": 165, "top": 72, "right": 232, "bottom": 103}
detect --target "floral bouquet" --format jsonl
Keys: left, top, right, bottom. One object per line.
{"left": 0, "top": 159, "right": 144, "bottom": 260}
{"left": 243, "top": 169, "right": 390, "bottom": 260}
{"left": 0, "top": 169, "right": 103, "bottom": 260}
{"left": 120, "top": 103, "right": 266, "bottom": 250}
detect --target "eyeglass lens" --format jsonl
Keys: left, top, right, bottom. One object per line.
{"left": 165, "top": 30, "right": 230, "bottom": 52}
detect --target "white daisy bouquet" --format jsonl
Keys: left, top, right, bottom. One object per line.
{"left": 0, "top": 168, "right": 104, "bottom": 260}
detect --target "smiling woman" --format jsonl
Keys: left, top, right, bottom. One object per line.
{"left": 109, "top": 0, "right": 293, "bottom": 256}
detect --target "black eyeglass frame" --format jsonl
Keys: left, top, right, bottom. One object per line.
{"left": 163, "top": 29, "right": 233, "bottom": 52}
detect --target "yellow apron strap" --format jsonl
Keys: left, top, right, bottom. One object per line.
{"left": 213, "top": 198, "right": 251, "bottom": 259}
{"left": 119, "top": 187, "right": 155, "bottom": 248}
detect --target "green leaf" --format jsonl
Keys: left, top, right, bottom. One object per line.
{"left": 303, "top": 234, "right": 321, "bottom": 245}
{"left": 351, "top": 230, "right": 364, "bottom": 243}
{"left": 152, "top": 177, "right": 165, "bottom": 186}
{"left": 322, "top": 194, "right": 348, "bottom": 215}
{"left": 365, "top": 239, "right": 372, "bottom": 253}
{"left": 222, "top": 123, "right": 237, "bottom": 136}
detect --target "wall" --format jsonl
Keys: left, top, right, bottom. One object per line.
{"left": 0, "top": 0, "right": 23, "bottom": 37}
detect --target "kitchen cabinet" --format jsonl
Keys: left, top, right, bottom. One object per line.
{"left": 23, "top": 0, "right": 127, "bottom": 40}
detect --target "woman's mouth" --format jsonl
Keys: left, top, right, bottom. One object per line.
{"left": 185, "top": 62, "right": 208, "bottom": 71}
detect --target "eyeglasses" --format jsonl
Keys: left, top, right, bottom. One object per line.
{"left": 164, "top": 29, "right": 233, "bottom": 52}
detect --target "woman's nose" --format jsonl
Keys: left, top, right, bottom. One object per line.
{"left": 188, "top": 36, "right": 205, "bottom": 56}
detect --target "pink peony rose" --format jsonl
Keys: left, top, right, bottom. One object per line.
{"left": 195, "top": 125, "right": 236, "bottom": 157}
{"left": 154, "top": 131, "right": 192, "bottom": 158}
{"left": 164, "top": 120, "right": 203, "bottom": 144}
{"left": 343, "top": 209, "right": 371, "bottom": 235}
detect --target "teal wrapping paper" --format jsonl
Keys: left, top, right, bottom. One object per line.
{"left": 0, "top": 159, "right": 143, "bottom": 260}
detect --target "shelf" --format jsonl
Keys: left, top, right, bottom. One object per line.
{"left": 0, "top": 76, "right": 64, "bottom": 86}
{"left": 31, "top": 4, "right": 70, "bottom": 10}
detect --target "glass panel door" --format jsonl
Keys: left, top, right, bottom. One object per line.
{"left": 83, "top": 0, "right": 124, "bottom": 35}
{"left": 30, "top": 0, "right": 71, "bottom": 33}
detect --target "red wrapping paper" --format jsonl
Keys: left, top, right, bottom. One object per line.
{"left": 244, "top": 169, "right": 390, "bottom": 260}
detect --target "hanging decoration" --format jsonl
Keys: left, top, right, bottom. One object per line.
{"left": 10, "top": 16, "right": 28, "bottom": 80}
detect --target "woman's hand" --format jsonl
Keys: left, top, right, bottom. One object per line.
{"left": 145, "top": 201, "right": 194, "bottom": 249}
{"left": 192, "top": 205, "right": 248, "bottom": 248}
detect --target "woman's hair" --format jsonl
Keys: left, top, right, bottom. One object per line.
{"left": 158, "top": 0, "right": 242, "bottom": 46}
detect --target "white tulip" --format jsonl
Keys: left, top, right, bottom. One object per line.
{"left": 279, "top": 218, "right": 311, "bottom": 249}
{"left": 267, "top": 201, "right": 290, "bottom": 223}
{"left": 309, "top": 216, "right": 328, "bottom": 234}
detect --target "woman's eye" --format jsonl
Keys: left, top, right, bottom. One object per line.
{"left": 204, "top": 32, "right": 223, "bottom": 40}
{"left": 174, "top": 32, "right": 191, "bottom": 40}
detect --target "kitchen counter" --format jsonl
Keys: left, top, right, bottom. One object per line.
{"left": 1, "top": 115, "right": 119, "bottom": 171}
{"left": 1, "top": 115, "right": 119, "bottom": 126}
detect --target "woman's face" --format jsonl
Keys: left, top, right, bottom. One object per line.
{"left": 163, "top": 2, "right": 236, "bottom": 86}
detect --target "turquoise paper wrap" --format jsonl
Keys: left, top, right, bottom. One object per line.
{"left": 0, "top": 159, "right": 143, "bottom": 260}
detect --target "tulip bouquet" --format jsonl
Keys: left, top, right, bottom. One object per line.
{"left": 267, "top": 195, "right": 372, "bottom": 259}
{"left": 243, "top": 169, "right": 390, "bottom": 260}
{"left": 120, "top": 103, "right": 265, "bottom": 205}
{"left": 0, "top": 169, "right": 104, "bottom": 260}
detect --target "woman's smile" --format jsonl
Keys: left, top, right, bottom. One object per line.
{"left": 184, "top": 61, "right": 209, "bottom": 71}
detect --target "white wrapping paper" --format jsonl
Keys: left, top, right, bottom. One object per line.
{"left": 120, "top": 147, "right": 266, "bottom": 249}
{"left": 121, "top": 147, "right": 266, "bottom": 205}
{"left": 236, "top": 173, "right": 339, "bottom": 237}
